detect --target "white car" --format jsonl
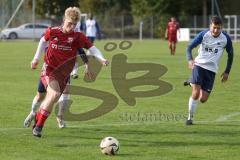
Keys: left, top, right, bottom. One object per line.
{"left": 0, "top": 23, "right": 50, "bottom": 39}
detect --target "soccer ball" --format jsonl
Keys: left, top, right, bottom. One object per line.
{"left": 100, "top": 137, "right": 119, "bottom": 155}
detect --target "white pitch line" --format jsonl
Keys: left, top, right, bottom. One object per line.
{"left": 215, "top": 112, "right": 240, "bottom": 122}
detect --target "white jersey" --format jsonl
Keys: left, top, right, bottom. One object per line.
{"left": 187, "top": 30, "right": 233, "bottom": 73}
{"left": 86, "top": 19, "right": 97, "bottom": 37}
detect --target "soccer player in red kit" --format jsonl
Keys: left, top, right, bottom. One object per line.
{"left": 31, "top": 7, "right": 107, "bottom": 137}
{"left": 165, "top": 17, "right": 180, "bottom": 55}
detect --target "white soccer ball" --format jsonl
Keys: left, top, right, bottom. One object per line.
{"left": 100, "top": 137, "right": 119, "bottom": 155}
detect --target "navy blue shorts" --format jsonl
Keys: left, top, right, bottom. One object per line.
{"left": 87, "top": 37, "right": 95, "bottom": 43}
{"left": 190, "top": 65, "right": 216, "bottom": 93}
{"left": 38, "top": 80, "right": 46, "bottom": 93}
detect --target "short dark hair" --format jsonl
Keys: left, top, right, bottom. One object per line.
{"left": 211, "top": 16, "right": 222, "bottom": 25}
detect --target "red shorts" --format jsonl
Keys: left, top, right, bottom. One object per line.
{"left": 168, "top": 35, "right": 177, "bottom": 43}
{"left": 40, "top": 63, "right": 70, "bottom": 93}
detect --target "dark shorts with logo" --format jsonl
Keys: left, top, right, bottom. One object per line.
{"left": 189, "top": 65, "right": 216, "bottom": 93}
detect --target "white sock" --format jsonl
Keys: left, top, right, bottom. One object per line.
{"left": 188, "top": 96, "right": 198, "bottom": 120}
{"left": 57, "top": 94, "right": 70, "bottom": 118}
{"left": 71, "top": 62, "right": 78, "bottom": 75}
{"left": 31, "top": 96, "right": 41, "bottom": 113}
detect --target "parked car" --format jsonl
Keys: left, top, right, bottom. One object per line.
{"left": 0, "top": 23, "right": 50, "bottom": 39}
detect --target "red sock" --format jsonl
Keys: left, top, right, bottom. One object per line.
{"left": 36, "top": 108, "right": 50, "bottom": 127}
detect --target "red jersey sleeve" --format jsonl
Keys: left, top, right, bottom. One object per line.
{"left": 44, "top": 27, "right": 51, "bottom": 41}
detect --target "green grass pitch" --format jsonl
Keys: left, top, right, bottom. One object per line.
{"left": 0, "top": 39, "right": 240, "bottom": 160}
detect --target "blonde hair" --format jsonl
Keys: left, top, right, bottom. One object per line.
{"left": 64, "top": 7, "right": 81, "bottom": 22}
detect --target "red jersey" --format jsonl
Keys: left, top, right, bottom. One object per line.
{"left": 42, "top": 26, "right": 93, "bottom": 81}
{"left": 44, "top": 26, "right": 92, "bottom": 69}
{"left": 167, "top": 21, "right": 179, "bottom": 36}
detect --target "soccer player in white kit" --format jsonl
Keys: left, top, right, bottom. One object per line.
{"left": 85, "top": 13, "right": 100, "bottom": 43}
{"left": 70, "top": 14, "right": 102, "bottom": 78}
{"left": 185, "top": 16, "right": 234, "bottom": 125}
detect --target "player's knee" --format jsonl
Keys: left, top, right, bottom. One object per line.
{"left": 49, "top": 92, "right": 61, "bottom": 102}
{"left": 62, "top": 91, "right": 69, "bottom": 94}
{"left": 36, "top": 93, "right": 44, "bottom": 102}
{"left": 192, "top": 92, "right": 200, "bottom": 100}
{"left": 63, "top": 86, "right": 70, "bottom": 94}
{"left": 199, "top": 98, "right": 208, "bottom": 103}
{"left": 199, "top": 91, "right": 209, "bottom": 103}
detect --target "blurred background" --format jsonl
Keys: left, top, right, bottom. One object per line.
{"left": 0, "top": 0, "right": 240, "bottom": 40}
